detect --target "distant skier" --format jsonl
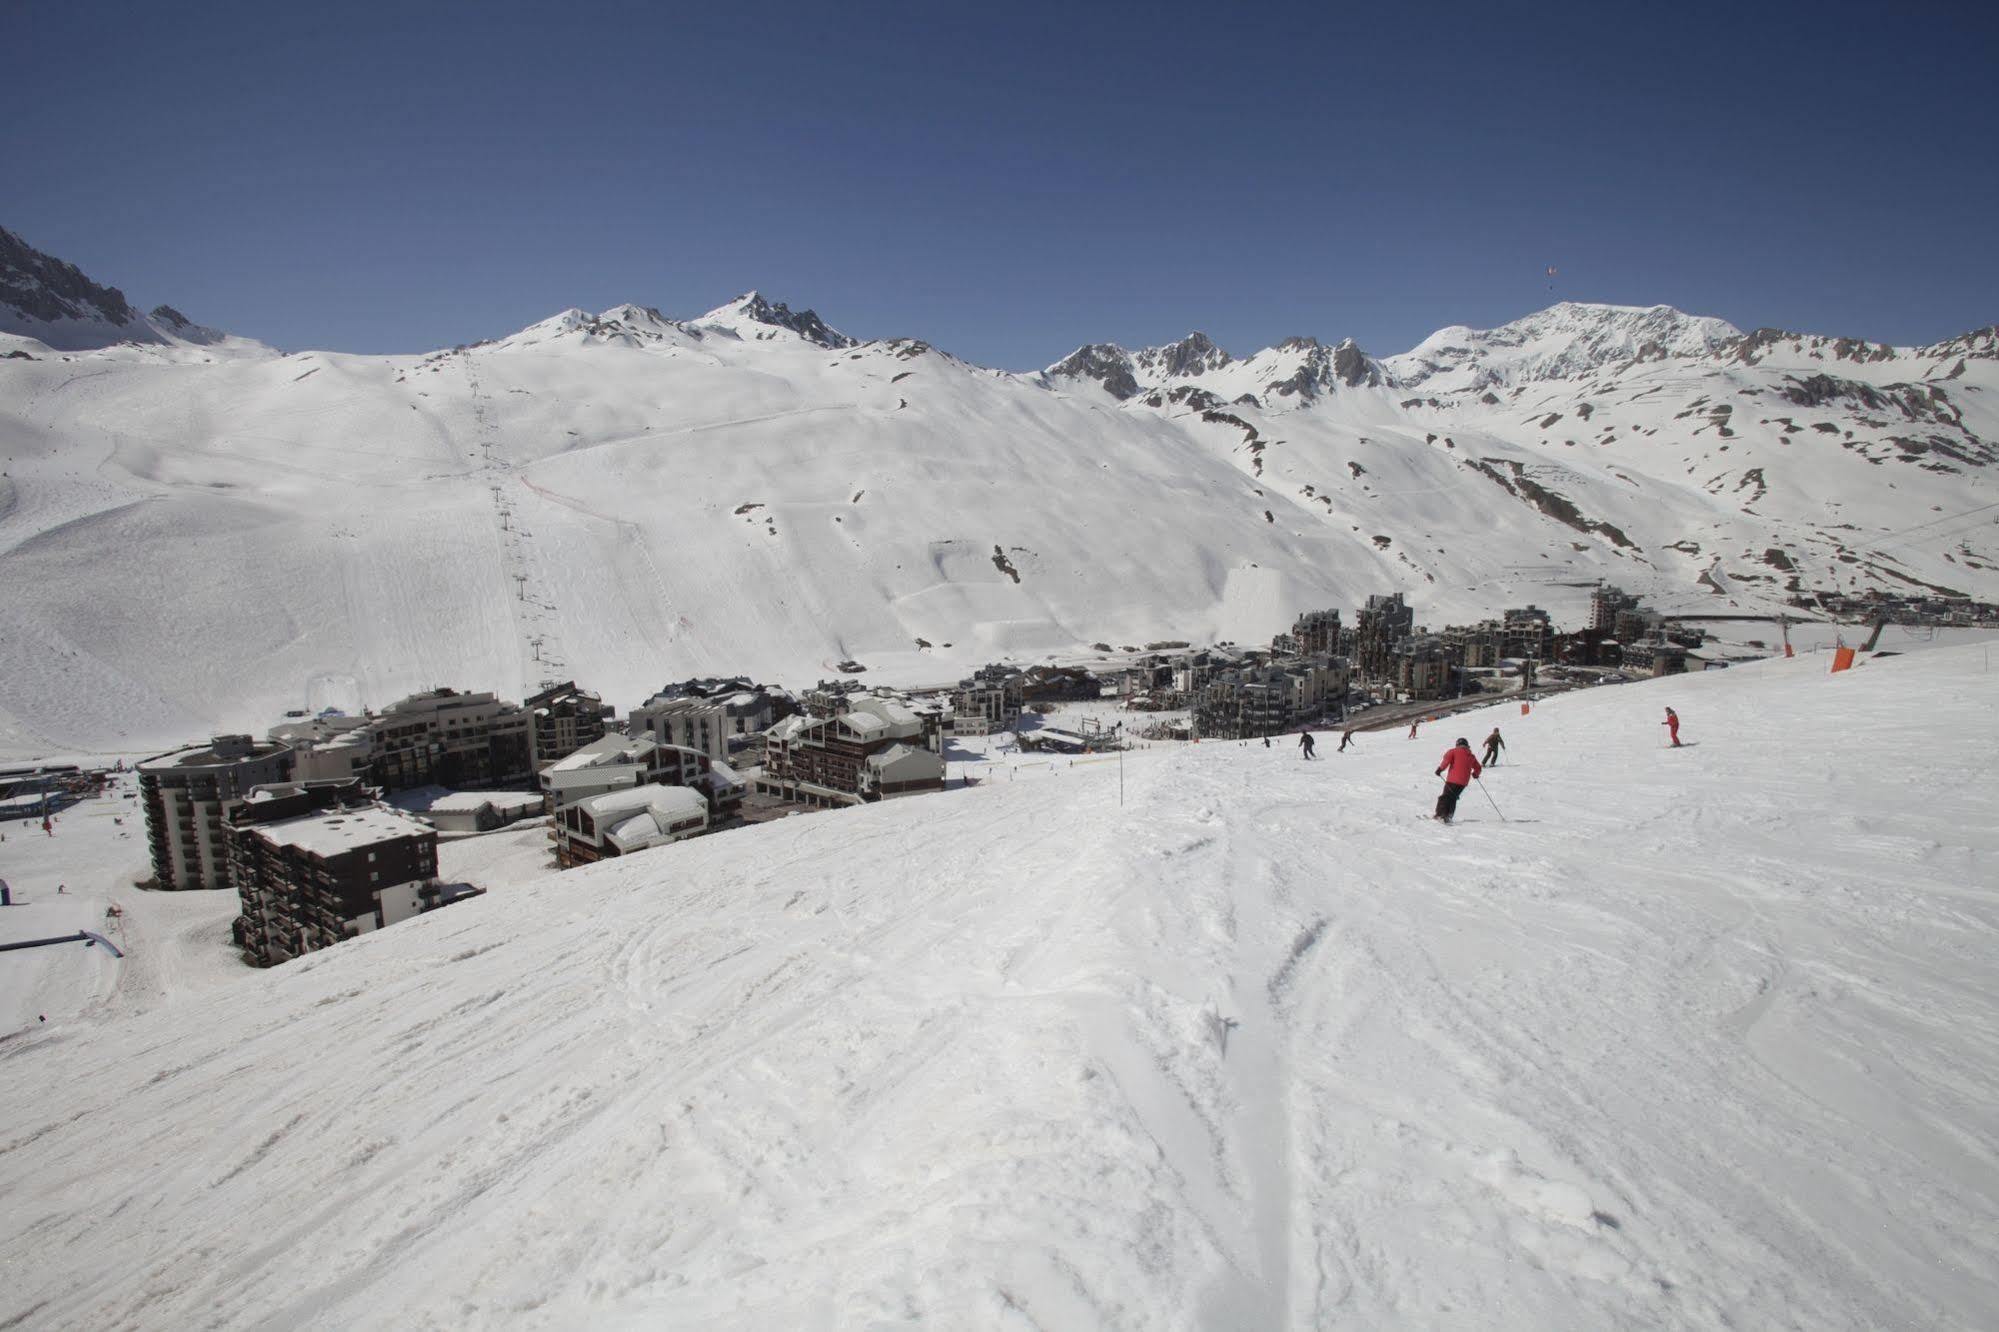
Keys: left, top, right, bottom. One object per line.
{"left": 1663, "top": 706, "right": 1682, "bottom": 747}
{"left": 1482, "top": 728, "right": 1505, "bottom": 767}
{"left": 1408, "top": 720, "right": 1419, "bottom": 740}
{"left": 1338, "top": 729, "right": 1354, "bottom": 753}
{"left": 1263, "top": 736, "right": 1271, "bottom": 748}
{"left": 1298, "top": 731, "right": 1316, "bottom": 760}
{"left": 1433, "top": 737, "right": 1484, "bottom": 823}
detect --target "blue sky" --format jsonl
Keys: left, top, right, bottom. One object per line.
{"left": 7, "top": 0, "right": 1995, "bottom": 364}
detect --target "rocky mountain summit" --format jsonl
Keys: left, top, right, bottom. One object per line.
{"left": 0, "top": 226, "right": 235, "bottom": 350}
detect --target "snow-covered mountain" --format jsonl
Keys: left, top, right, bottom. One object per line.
{"left": 0, "top": 226, "right": 258, "bottom": 353}
{"left": 5, "top": 648, "right": 1998, "bottom": 1326}
{"left": 1, "top": 229, "right": 1994, "bottom": 752}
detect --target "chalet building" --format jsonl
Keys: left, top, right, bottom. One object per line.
{"left": 138, "top": 736, "right": 295, "bottom": 891}
{"left": 226, "top": 782, "right": 447, "bottom": 967}
{"left": 553, "top": 785, "right": 708, "bottom": 868}
{"left": 527, "top": 681, "right": 613, "bottom": 768}
{"left": 275, "top": 688, "right": 534, "bottom": 793}
{"left": 759, "top": 696, "right": 944, "bottom": 807}
{"left": 950, "top": 665, "right": 1025, "bottom": 736}
{"left": 541, "top": 733, "right": 744, "bottom": 826}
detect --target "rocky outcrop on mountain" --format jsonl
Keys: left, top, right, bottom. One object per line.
{"left": 1, "top": 225, "right": 138, "bottom": 328}
{"left": 1922, "top": 327, "right": 1999, "bottom": 362}
{"left": 1777, "top": 374, "right": 1962, "bottom": 426}
{"left": 1134, "top": 332, "right": 1230, "bottom": 381}
{"left": 1048, "top": 343, "right": 1140, "bottom": 399}
{"left": 1726, "top": 327, "right": 1898, "bottom": 367}
{"left": 731, "top": 292, "right": 855, "bottom": 349}
{"left": 0, "top": 226, "right": 256, "bottom": 351}
{"left": 1261, "top": 336, "right": 1383, "bottom": 399}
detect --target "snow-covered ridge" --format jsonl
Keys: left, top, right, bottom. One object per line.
{"left": 4, "top": 647, "right": 1997, "bottom": 1326}
{"left": 1, "top": 230, "right": 1996, "bottom": 754}
{"left": 1383, "top": 302, "right": 1745, "bottom": 393}
{"left": 1044, "top": 331, "right": 1385, "bottom": 406}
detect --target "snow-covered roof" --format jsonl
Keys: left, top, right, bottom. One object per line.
{"left": 578, "top": 784, "right": 706, "bottom": 823}
{"left": 547, "top": 735, "right": 654, "bottom": 772}
{"left": 424, "top": 791, "right": 542, "bottom": 814}
{"left": 247, "top": 806, "right": 432, "bottom": 857}
{"left": 842, "top": 712, "right": 889, "bottom": 738}
{"left": 866, "top": 743, "right": 919, "bottom": 768}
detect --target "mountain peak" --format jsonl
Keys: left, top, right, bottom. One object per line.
{"left": 703, "top": 291, "right": 856, "bottom": 349}
{"left": 2, "top": 224, "right": 143, "bottom": 346}
{"left": 1384, "top": 301, "right": 1742, "bottom": 391}
{"left": 0, "top": 225, "right": 255, "bottom": 351}
{"left": 1135, "top": 331, "right": 1232, "bottom": 380}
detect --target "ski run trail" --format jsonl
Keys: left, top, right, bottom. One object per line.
{"left": 2, "top": 647, "right": 1996, "bottom": 1329}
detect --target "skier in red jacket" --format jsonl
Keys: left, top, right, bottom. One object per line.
{"left": 1663, "top": 706, "right": 1682, "bottom": 747}
{"left": 1433, "top": 738, "right": 1483, "bottom": 823}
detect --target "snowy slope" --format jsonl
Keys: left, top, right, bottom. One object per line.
{"left": 2, "top": 647, "right": 1995, "bottom": 1328}
{"left": 1, "top": 228, "right": 1996, "bottom": 752}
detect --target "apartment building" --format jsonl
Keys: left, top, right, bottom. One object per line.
{"left": 527, "top": 681, "right": 613, "bottom": 768}
{"left": 275, "top": 688, "right": 534, "bottom": 792}
{"left": 760, "top": 696, "right": 944, "bottom": 808}
{"left": 138, "top": 735, "right": 295, "bottom": 891}
{"left": 227, "top": 782, "right": 444, "bottom": 967}
{"left": 1352, "top": 593, "right": 1415, "bottom": 682}
{"left": 1193, "top": 655, "right": 1350, "bottom": 739}
{"left": 628, "top": 694, "right": 730, "bottom": 761}
{"left": 950, "top": 665, "right": 1025, "bottom": 736}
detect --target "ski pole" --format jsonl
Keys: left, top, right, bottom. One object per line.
{"left": 1476, "top": 777, "right": 1507, "bottom": 823}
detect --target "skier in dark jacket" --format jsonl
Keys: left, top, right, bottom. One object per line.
{"left": 1434, "top": 738, "right": 1483, "bottom": 823}
{"left": 1482, "top": 728, "right": 1505, "bottom": 766}
{"left": 1338, "top": 729, "right": 1354, "bottom": 752}
{"left": 1298, "top": 731, "right": 1316, "bottom": 760}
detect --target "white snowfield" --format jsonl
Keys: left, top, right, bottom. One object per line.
{"left": 3, "top": 647, "right": 1995, "bottom": 1329}
{"left": 2, "top": 288, "right": 1995, "bottom": 755}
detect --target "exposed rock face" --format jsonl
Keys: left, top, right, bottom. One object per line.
{"left": 1, "top": 225, "right": 137, "bottom": 327}
{"left": 1136, "top": 332, "right": 1231, "bottom": 380}
{"left": 736, "top": 292, "right": 855, "bottom": 349}
{"left": 1048, "top": 343, "right": 1140, "bottom": 399}
{"left": 1331, "top": 338, "right": 1379, "bottom": 388}
{"left": 1727, "top": 326, "right": 1899, "bottom": 366}
{"left": 1923, "top": 326, "right": 1999, "bottom": 362}
{"left": 1266, "top": 337, "right": 1380, "bottom": 399}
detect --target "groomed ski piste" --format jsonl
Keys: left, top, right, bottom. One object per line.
{"left": 2, "top": 646, "right": 1995, "bottom": 1328}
